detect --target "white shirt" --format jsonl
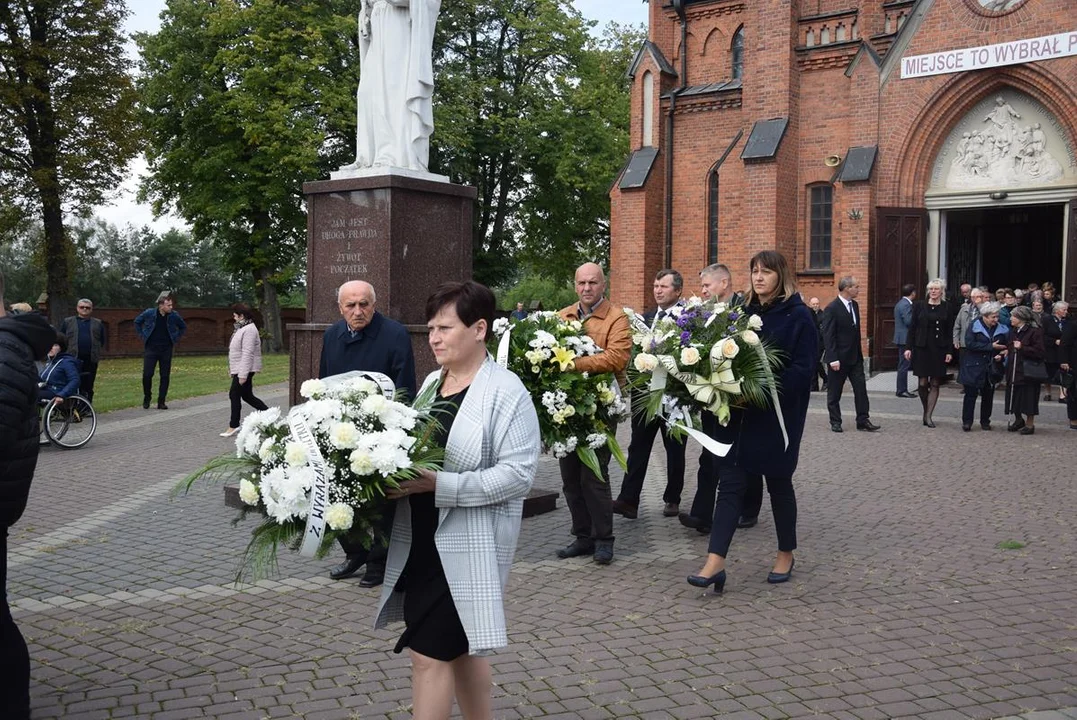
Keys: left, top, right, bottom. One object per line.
{"left": 840, "top": 296, "right": 857, "bottom": 325}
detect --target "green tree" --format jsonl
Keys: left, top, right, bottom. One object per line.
{"left": 0, "top": 0, "right": 139, "bottom": 324}
{"left": 430, "top": 2, "right": 639, "bottom": 285}
{"left": 136, "top": 0, "right": 359, "bottom": 351}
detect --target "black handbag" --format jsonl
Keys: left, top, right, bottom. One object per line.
{"left": 1021, "top": 356, "right": 1049, "bottom": 381}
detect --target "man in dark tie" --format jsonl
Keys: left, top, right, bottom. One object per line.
{"left": 893, "top": 284, "right": 917, "bottom": 398}
{"left": 612, "top": 269, "right": 688, "bottom": 520}
{"left": 821, "top": 276, "right": 879, "bottom": 433}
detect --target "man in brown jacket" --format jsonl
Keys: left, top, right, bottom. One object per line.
{"left": 555, "top": 262, "right": 631, "bottom": 565}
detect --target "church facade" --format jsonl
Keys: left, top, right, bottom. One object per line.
{"left": 610, "top": 0, "right": 1077, "bottom": 370}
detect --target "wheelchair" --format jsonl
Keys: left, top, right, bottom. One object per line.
{"left": 39, "top": 393, "right": 97, "bottom": 449}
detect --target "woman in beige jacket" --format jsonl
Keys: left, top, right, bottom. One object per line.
{"left": 220, "top": 304, "right": 268, "bottom": 437}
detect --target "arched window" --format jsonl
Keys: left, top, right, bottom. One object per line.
{"left": 642, "top": 71, "right": 654, "bottom": 147}
{"left": 707, "top": 171, "right": 719, "bottom": 264}
{"left": 808, "top": 184, "right": 833, "bottom": 269}
{"left": 731, "top": 27, "right": 745, "bottom": 80}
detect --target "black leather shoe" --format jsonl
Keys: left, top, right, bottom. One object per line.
{"left": 962, "top": 423, "right": 971, "bottom": 432}
{"left": 1007, "top": 418, "right": 1026, "bottom": 432}
{"left": 898, "top": 391, "right": 918, "bottom": 398}
{"left": 767, "top": 558, "right": 795, "bottom": 584}
{"left": 143, "top": 398, "right": 151, "bottom": 409}
{"left": 981, "top": 422, "right": 992, "bottom": 431}
{"left": 611, "top": 500, "right": 638, "bottom": 519}
{"left": 329, "top": 557, "right": 365, "bottom": 580}
{"left": 737, "top": 515, "right": 758, "bottom": 529}
{"left": 663, "top": 502, "right": 679, "bottom": 517}
{"left": 678, "top": 512, "right": 709, "bottom": 532}
{"left": 593, "top": 541, "right": 614, "bottom": 565}
{"left": 556, "top": 539, "right": 595, "bottom": 559}
{"left": 358, "top": 566, "right": 384, "bottom": 587}
{"left": 157, "top": 402, "right": 169, "bottom": 410}
{"left": 856, "top": 421, "right": 880, "bottom": 432}
{"left": 687, "top": 569, "right": 726, "bottom": 594}
{"left": 1019, "top": 425, "right": 1035, "bottom": 436}
{"left": 830, "top": 423, "right": 843, "bottom": 433}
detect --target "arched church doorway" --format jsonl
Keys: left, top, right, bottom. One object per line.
{"left": 925, "top": 89, "right": 1077, "bottom": 302}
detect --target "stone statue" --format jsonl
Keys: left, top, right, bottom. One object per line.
{"left": 335, "top": 0, "right": 442, "bottom": 178}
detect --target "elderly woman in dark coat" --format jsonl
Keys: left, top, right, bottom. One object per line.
{"left": 1004, "top": 306, "right": 1046, "bottom": 435}
{"left": 689, "top": 250, "right": 817, "bottom": 593}
{"left": 958, "top": 302, "right": 1007, "bottom": 432}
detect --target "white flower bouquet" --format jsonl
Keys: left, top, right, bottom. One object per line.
{"left": 177, "top": 373, "right": 442, "bottom": 580}
{"left": 490, "top": 311, "right": 628, "bottom": 479}
{"left": 625, "top": 297, "right": 781, "bottom": 434}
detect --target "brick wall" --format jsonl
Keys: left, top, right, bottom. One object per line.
{"left": 76, "top": 307, "right": 307, "bottom": 357}
{"left": 613, "top": 0, "right": 1077, "bottom": 359}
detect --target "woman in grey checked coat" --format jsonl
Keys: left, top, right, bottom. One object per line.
{"left": 376, "top": 281, "right": 540, "bottom": 720}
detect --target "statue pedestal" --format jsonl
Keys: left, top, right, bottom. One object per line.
{"left": 288, "top": 174, "right": 475, "bottom": 405}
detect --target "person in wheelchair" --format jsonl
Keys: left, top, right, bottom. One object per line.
{"left": 38, "top": 333, "right": 80, "bottom": 407}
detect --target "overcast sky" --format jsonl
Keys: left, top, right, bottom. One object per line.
{"left": 97, "top": 0, "right": 649, "bottom": 232}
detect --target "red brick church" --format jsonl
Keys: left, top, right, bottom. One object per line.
{"left": 609, "top": 0, "right": 1076, "bottom": 370}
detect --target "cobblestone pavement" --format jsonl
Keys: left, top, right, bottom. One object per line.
{"left": 11, "top": 382, "right": 1077, "bottom": 719}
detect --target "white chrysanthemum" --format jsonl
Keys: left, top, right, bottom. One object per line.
{"left": 258, "top": 437, "right": 276, "bottom": 460}
{"left": 530, "top": 330, "right": 557, "bottom": 348}
{"left": 370, "top": 443, "right": 408, "bottom": 476}
{"left": 381, "top": 403, "right": 418, "bottom": 431}
{"left": 350, "top": 450, "right": 375, "bottom": 476}
{"left": 360, "top": 393, "right": 388, "bottom": 418}
{"left": 634, "top": 353, "right": 659, "bottom": 372}
{"left": 680, "top": 347, "right": 701, "bottom": 366}
{"left": 525, "top": 349, "right": 546, "bottom": 365}
{"left": 586, "top": 433, "right": 607, "bottom": 449}
{"left": 260, "top": 466, "right": 313, "bottom": 523}
{"left": 329, "top": 422, "right": 358, "bottom": 449}
{"left": 284, "top": 441, "right": 309, "bottom": 467}
{"left": 564, "top": 436, "right": 578, "bottom": 452}
{"left": 299, "top": 378, "right": 327, "bottom": 399}
{"left": 492, "top": 317, "right": 510, "bottom": 335}
{"left": 748, "top": 314, "right": 763, "bottom": 330}
{"left": 325, "top": 503, "right": 355, "bottom": 531}
{"left": 238, "top": 479, "right": 260, "bottom": 505}
{"left": 550, "top": 441, "right": 568, "bottom": 458}
{"left": 721, "top": 337, "right": 740, "bottom": 359}
{"left": 741, "top": 330, "right": 761, "bottom": 346}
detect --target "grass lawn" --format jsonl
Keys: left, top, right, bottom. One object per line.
{"left": 90, "top": 354, "right": 290, "bottom": 414}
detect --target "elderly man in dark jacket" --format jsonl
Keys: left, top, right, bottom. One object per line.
{"left": 1, "top": 270, "right": 58, "bottom": 719}
{"left": 320, "top": 280, "right": 416, "bottom": 586}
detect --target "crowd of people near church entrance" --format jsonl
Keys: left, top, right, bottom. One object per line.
{"left": 892, "top": 279, "right": 1076, "bottom": 434}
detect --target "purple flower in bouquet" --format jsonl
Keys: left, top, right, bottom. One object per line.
{"left": 729, "top": 311, "right": 740, "bottom": 321}
{"left": 680, "top": 330, "right": 692, "bottom": 347}
{"left": 728, "top": 325, "right": 738, "bottom": 335}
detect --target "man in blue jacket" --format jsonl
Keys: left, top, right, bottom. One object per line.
{"left": 320, "top": 280, "right": 416, "bottom": 586}
{"left": 1, "top": 269, "right": 57, "bottom": 719}
{"left": 893, "top": 284, "right": 917, "bottom": 398}
{"left": 134, "top": 291, "right": 187, "bottom": 409}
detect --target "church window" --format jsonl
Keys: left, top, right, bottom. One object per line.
{"left": 809, "top": 184, "right": 833, "bottom": 270}
{"left": 836, "top": 23, "right": 846, "bottom": 42}
{"left": 642, "top": 71, "right": 654, "bottom": 147}
{"left": 731, "top": 27, "right": 744, "bottom": 80}
{"left": 820, "top": 25, "right": 830, "bottom": 45}
{"left": 707, "top": 171, "right": 720, "bottom": 264}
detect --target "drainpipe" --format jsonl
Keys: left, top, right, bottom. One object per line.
{"left": 665, "top": 0, "right": 688, "bottom": 269}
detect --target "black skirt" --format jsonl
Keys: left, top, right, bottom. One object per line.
{"left": 1006, "top": 382, "right": 1041, "bottom": 417}
{"left": 393, "top": 564, "right": 469, "bottom": 661}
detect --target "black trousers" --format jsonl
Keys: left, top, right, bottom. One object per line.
{"left": 708, "top": 467, "right": 797, "bottom": 558}
{"left": 1, "top": 526, "right": 30, "bottom": 719}
{"left": 895, "top": 345, "right": 910, "bottom": 395}
{"left": 77, "top": 355, "right": 98, "bottom": 401}
{"left": 810, "top": 353, "right": 827, "bottom": 391}
{"left": 143, "top": 345, "right": 174, "bottom": 402}
{"left": 826, "top": 357, "right": 870, "bottom": 426}
{"left": 962, "top": 383, "right": 995, "bottom": 426}
{"left": 688, "top": 413, "right": 762, "bottom": 522}
{"left": 338, "top": 499, "right": 395, "bottom": 569}
{"left": 1068, "top": 386, "right": 1077, "bottom": 422}
{"left": 616, "top": 412, "right": 686, "bottom": 507}
{"left": 560, "top": 447, "right": 613, "bottom": 542}
{"left": 229, "top": 373, "right": 269, "bottom": 428}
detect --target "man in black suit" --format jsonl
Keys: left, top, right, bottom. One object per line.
{"left": 613, "top": 269, "right": 688, "bottom": 520}
{"left": 893, "top": 284, "right": 917, "bottom": 398}
{"left": 821, "top": 276, "right": 879, "bottom": 432}
{"left": 808, "top": 297, "right": 827, "bottom": 392}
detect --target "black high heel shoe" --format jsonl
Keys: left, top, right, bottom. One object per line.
{"left": 923, "top": 416, "right": 936, "bottom": 428}
{"left": 767, "top": 557, "right": 795, "bottom": 584}
{"left": 687, "top": 569, "right": 726, "bottom": 594}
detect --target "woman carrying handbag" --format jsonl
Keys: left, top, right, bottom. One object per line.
{"left": 1003, "top": 306, "right": 1047, "bottom": 435}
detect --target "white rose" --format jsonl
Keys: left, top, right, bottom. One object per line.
{"left": 741, "top": 330, "right": 761, "bottom": 346}
{"left": 748, "top": 314, "right": 763, "bottom": 330}
{"left": 325, "top": 503, "right": 355, "bottom": 531}
{"left": 299, "top": 379, "right": 326, "bottom": 399}
{"left": 633, "top": 353, "right": 659, "bottom": 372}
{"left": 680, "top": 347, "right": 701, "bottom": 366}
{"left": 721, "top": 337, "right": 740, "bottom": 359}
{"left": 238, "top": 479, "right": 260, "bottom": 505}
{"left": 284, "top": 441, "right": 308, "bottom": 467}
{"left": 329, "top": 422, "right": 358, "bottom": 449}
